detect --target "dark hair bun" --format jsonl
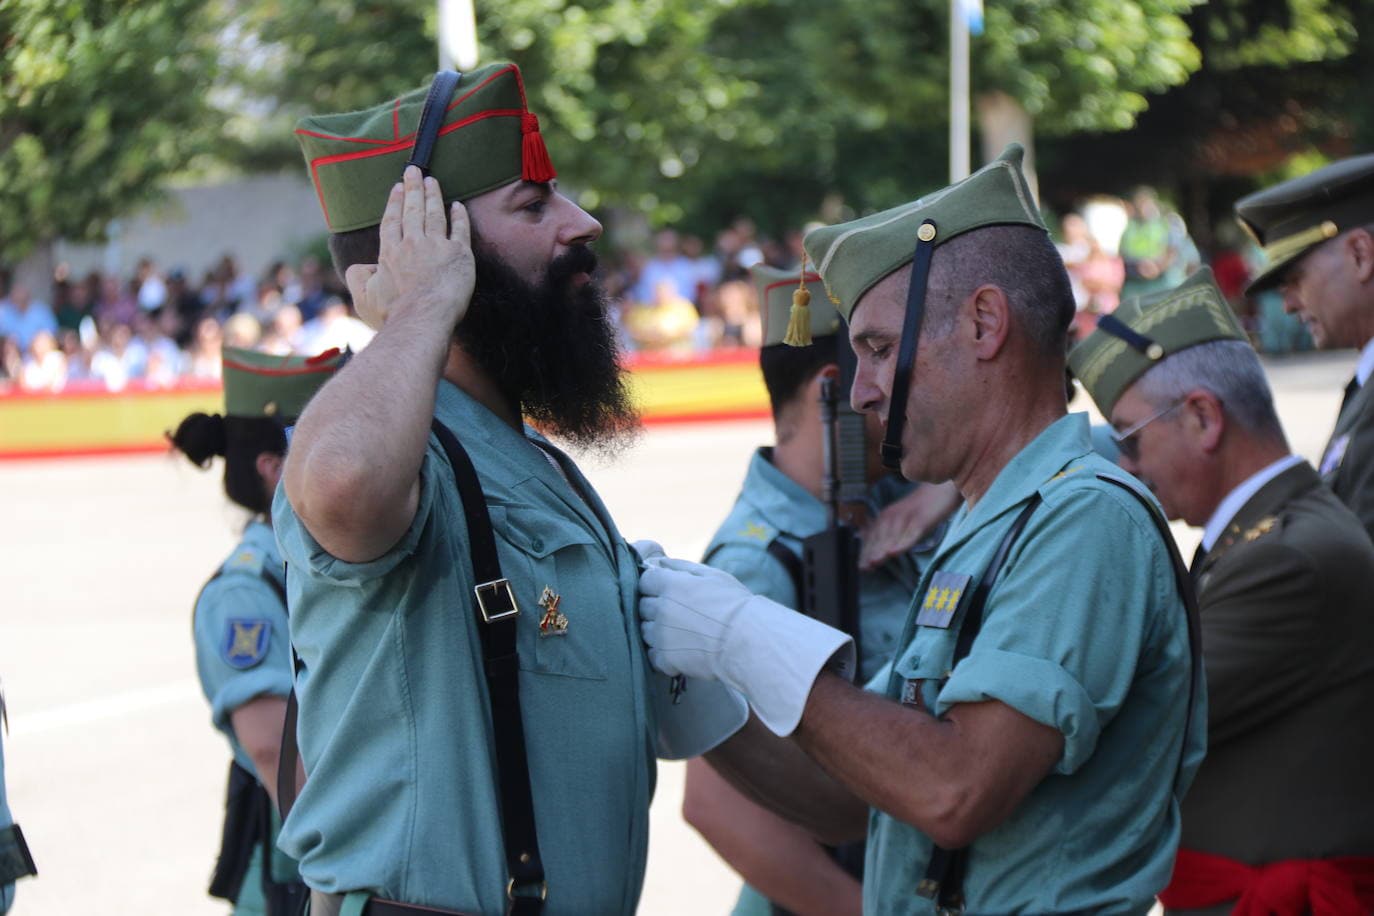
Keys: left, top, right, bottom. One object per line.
{"left": 168, "top": 412, "right": 228, "bottom": 468}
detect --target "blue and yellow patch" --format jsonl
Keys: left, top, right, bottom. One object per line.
{"left": 914, "top": 571, "right": 973, "bottom": 629}
{"left": 222, "top": 618, "right": 271, "bottom": 669}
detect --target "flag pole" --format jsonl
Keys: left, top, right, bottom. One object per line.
{"left": 949, "top": 0, "right": 971, "bottom": 183}
{"left": 438, "top": 0, "right": 479, "bottom": 70}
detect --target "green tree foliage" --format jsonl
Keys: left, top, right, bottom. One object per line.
{"left": 232, "top": 0, "right": 1216, "bottom": 234}
{"left": 0, "top": 0, "right": 225, "bottom": 260}
{"left": 1035, "top": 0, "right": 1362, "bottom": 234}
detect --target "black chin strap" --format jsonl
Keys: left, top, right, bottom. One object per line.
{"left": 406, "top": 70, "right": 463, "bottom": 175}
{"left": 880, "top": 220, "right": 939, "bottom": 474}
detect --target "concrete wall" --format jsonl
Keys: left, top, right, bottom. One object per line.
{"left": 51, "top": 172, "right": 326, "bottom": 286}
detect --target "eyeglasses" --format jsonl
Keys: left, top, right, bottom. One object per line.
{"left": 1110, "top": 399, "right": 1184, "bottom": 461}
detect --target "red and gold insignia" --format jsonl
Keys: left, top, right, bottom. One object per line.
{"left": 537, "top": 586, "right": 568, "bottom": 637}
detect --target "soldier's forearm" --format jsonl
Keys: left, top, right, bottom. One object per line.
{"left": 705, "top": 714, "right": 869, "bottom": 846}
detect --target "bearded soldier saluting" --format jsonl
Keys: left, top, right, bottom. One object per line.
{"left": 276, "top": 63, "right": 743, "bottom": 916}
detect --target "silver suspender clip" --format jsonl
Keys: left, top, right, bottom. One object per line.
{"left": 475, "top": 579, "right": 520, "bottom": 623}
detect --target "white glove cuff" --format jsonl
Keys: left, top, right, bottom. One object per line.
{"left": 722, "top": 596, "right": 855, "bottom": 737}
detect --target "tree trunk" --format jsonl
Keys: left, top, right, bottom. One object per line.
{"left": 975, "top": 90, "right": 1039, "bottom": 205}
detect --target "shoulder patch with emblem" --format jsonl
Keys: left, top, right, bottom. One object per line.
{"left": 915, "top": 570, "right": 974, "bottom": 629}
{"left": 222, "top": 618, "right": 271, "bottom": 669}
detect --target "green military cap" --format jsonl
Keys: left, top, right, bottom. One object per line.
{"left": 295, "top": 62, "right": 556, "bottom": 233}
{"left": 1068, "top": 267, "right": 1247, "bottom": 417}
{"left": 752, "top": 264, "right": 841, "bottom": 347}
{"left": 802, "top": 144, "right": 1045, "bottom": 322}
{"left": 221, "top": 346, "right": 346, "bottom": 422}
{"left": 1235, "top": 151, "right": 1374, "bottom": 294}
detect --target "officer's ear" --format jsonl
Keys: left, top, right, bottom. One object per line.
{"left": 1347, "top": 227, "right": 1374, "bottom": 284}
{"left": 1183, "top": 389, "right": 1225, "bottom": 454}
{"left": 968, "top": 284, "right": 1012, "bottom": 361}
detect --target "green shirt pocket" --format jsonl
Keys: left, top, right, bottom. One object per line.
{"left": 492, "top": 504, "right": 614, "bottom": 681}
{"left": 891, "top": 627, "right": 957, "bottom": 713}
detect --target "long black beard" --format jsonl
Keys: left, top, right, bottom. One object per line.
{"left": 455, "top": 243, "right": 639, "bottom": 455}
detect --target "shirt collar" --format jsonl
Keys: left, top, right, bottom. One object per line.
{"left": 1358, "top": 337, "right": 1374, "bottom": 388}
{"left": 743, "top": 448, "right": 828, "bottom": 536}
{"left": 949, "top": 412, "right": 1093, "bottom": 542}
{"left": 743, "top": 447, "right": 900, "bottom": 538}
{"left": 1201, "top": 453, "right": 1304, "bottom": 551}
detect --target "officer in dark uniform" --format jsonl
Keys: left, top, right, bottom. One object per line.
{"left": 1071, "top": 268, "right": 1374, "bottom": 914}
{"left": 169, "top": 345, "right": 342, "bottom": 915}
{"left": 1235, "top": 152, "right": 1374, "bottom": 539}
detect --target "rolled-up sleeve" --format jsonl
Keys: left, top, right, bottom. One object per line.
{"left": 272, "top": 448, "right": 439, "bottom": 585}
{"left": 935, "top": 488, "right": 1174, "bottom": 775}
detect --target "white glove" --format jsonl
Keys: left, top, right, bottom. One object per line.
{"left": 630, "top": 539, "right": 667, "bottom": 566}
{"left": 639, "top": 557, "right": 855, "bottom": 736}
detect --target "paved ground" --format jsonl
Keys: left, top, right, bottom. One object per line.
{"left": 0, "top": 349, "right": 1357, "bottom": 914}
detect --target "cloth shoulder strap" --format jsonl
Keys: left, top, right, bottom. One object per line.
{"left": 919, "top": 494, "right": 1040, "bottom": 913}
{"left": 428, "top": 418, "right": 547, "bottom": 914}
{"left": 765, "top": 537, "right": 805, "bottom": 604}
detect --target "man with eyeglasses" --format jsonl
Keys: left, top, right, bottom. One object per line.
{"left": 1071, "top": 268, "right": 1374, "bottom": 915}
{"left": 1235, "top": 153, "right": 1374, "bottom": 541}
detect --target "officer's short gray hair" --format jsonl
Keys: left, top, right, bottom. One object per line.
{"left": 1134, "top": 339, "right": 1286, "bottom": 443}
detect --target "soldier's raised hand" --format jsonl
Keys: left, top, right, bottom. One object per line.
{"left": 345, "top": 165, "right": 475, "bottom": 332}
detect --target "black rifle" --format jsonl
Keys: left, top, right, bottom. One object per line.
{"left": 800, "top": 338, "right": 865, "bottom": 673}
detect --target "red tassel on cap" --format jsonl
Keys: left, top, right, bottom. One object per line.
{"left": 521, "top": 112, "right": 556, "bottom": 183}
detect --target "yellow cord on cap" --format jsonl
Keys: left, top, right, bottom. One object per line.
{"left": 782, "top": 253, "right": 813, "bottom": 347}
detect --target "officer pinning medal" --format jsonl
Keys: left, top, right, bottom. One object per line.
{"left": 638, "top": 145, "right": 1205, "bottom": 915}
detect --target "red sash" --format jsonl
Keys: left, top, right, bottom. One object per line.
{"left": 1160, "top": 848, "right": 1374, "bottom": 914}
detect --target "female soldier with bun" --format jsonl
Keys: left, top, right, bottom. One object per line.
{"left": 169, "top": 345, "right": 342, "bottom": 916}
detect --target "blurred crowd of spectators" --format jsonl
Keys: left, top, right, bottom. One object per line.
{"left": 0, "top": 254, "right": 373, "bottom": 394}
{"left": 0, "top": 189, "right": 1309, "bottom": 395}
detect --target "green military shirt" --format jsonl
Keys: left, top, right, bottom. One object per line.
{"left": 192, "top": 519, "right": 301, "bottom": 912}
{"left": 867, "top": 413, "right": 1204, "bottom": 915}
{"left": 705, "top": 447, "right": 938, "bottom": 916}
{"left": 273, "top": 381, "right": 657, "bottom": 914}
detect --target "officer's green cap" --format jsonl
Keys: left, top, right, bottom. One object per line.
{"left": 1068, "top": 268, "right": 1247, "bottom": 417}
{"left": 295, "top": 62, "right": 555, "bottom": 233}
{"left": 222, "top": 346, "right": 346, "bottom": 421}
{"left": 1235, "top": 151, "right": 1374, "bottom": 294}
{"left": 802, "top": 144, "right": 1045, "bottom": 322}
{"left": 752, "top": 265, "right": 840, "bottom": 348}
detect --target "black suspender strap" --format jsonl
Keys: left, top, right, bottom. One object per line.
{"left": 1095, "top": 474, "right": 1202, "bottom": 798}
{"left": 918, "top": 495, "right": 1041, "bottom": 915}
{"left": 277, "top": 681, "right": 300, "bottom": 817}
{"left": 406, "top": 71, "right": 462, "bottom": 176}
{"left": 430, "top": 418, "right": 546, "bottom": 915}
{"left": 764, "top": 538, "right": 805, "bottom": 602}
{"left": 881, "top": 220, "right": 939, "bottom": 473}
